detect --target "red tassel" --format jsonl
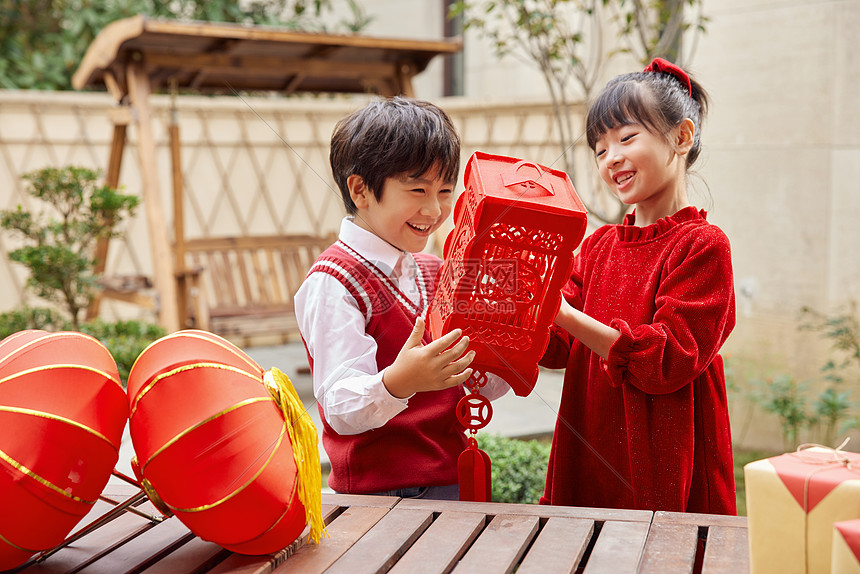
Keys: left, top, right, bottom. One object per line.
{"left": 458, "top": 437, "right": 492, "bottom": 502}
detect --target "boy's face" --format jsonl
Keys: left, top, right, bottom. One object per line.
{"left": 348, "top": 165, "right": 455, "bottom": 253}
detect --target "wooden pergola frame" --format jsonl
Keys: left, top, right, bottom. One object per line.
{"left": 72, "top": 15, "right": 461, "bottom": 332}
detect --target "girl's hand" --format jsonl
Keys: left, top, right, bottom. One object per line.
{"left": 555, "top": 297, "right": 576, "bottom": 327}
{"left": 382, "top": 317, "right": 475, "bottom": 398}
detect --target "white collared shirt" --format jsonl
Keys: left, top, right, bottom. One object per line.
{"left": 295, "top": 217, "right": 509, "bottom": 436}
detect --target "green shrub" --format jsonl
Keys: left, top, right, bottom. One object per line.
{"left": 751, "top": 374, "right": 810, "bottom": 451}
{"left": 0, "top": 166, "right": 164, "bottom": 386}
{"left": 477, "top": 433, "right": 551, "bottom": 504}
{"left": 0, "top": 306, "right": 72, "bottom": 337}
{"left": 0, "top": 166, "right": 139, "bottom": 327}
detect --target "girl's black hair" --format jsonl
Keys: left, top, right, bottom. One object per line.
{"left": 329, "top": 97, "right": 461, "bottom": 215}
{"left": 585, "top": 67, "right": 709, "bottom": 168}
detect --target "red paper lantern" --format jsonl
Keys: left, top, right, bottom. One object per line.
{"left": 126, "top": 330, "right": 322, "bottom": 555}
{"left": 428, "top": 152, "right": 588, "bottom": 501}
{"left": 0, "top": 330, "right": 127, "bottom": 570}
{"left": 429, "top": 152, "right": 588, "bottom": 397}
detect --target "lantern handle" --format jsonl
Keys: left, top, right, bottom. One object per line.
{"left": 502, "top": 161, "right": 554, "bottom": 197}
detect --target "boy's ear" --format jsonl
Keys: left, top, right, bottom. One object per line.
{"left": 347, "top": 174, "right": 370, "bottom": 209}
{"left": 675, "top": 118, "right": 695, "bottom": 155}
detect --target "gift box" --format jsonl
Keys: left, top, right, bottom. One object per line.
{"left": 745, "top": 447, "right": 860, "bottom": 574}
{"left": 833, "top": 519, "right": 860, "bottom": 574}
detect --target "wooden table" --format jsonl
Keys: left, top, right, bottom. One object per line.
{"left": 15, "top": 484, "right": 749, "bottom": 573}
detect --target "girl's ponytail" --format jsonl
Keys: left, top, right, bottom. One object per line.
{"left": 683, "top": 73, "right": 709, "bottom": 167}
{"left": 642, "top": 58, "right": 709, "bottom": 168}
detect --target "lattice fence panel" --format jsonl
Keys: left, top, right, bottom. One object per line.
{"left": 0, "top": 92, "right": 589, "bottom": 322}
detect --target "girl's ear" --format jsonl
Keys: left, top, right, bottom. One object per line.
{"left": 347, "top": 174, "right": 370, "bottom": 209}
{"left": 675, "top": 118, "right": 695, "bottom": 155}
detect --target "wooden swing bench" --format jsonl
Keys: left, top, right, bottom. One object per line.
{"left": 93, "top": 232, "right": 335, "bottom": 345}
{"left": 176, "top": 232, "right": 336, "bottom": 344}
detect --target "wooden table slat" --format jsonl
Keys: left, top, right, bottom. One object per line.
{"left": 583, "top": 521, "right": 651, "bottom": 574}
{"left": 701, "top": 525, "right": 750, "bottom": 574}
{"left": 270, "top": 505, "right": 390, "bottom": 573}
{"left": 654, "top": 511, "right": 748, "bottom": 528}
{"left": 205, "top": 504, "right": 347, "bottom": 574}
{"left": 516, "top": 517, "right": 594, "bottom": 574}
{"left": 394, "top": 498, "right": 652, "bottom": 523}
{"left": 453, "top": 514, "right": 539, "bottom": 574}
{"left": 321, "top": 494, "right": 400, "bottom": 509}
{"left": 388, "top": 511, "right": 486, "bottom": 574}
{"left": 17, "top": 489, "right": 751, "bottom": 573}
{"left": 24, "top": 501, "right": 161, "bottom": 574}
{"left": 138, "top": 536, "right": 230, "bottom": 574}
{"left": 638, "top": 522, "right": 699, "bottom": 574}
{"left": 11, "top": 502, "right": 102, "bottom": 573}
{"left": 79, "top": 516, "right": 195, "bottom": 574}
{"left": 325, "top": 508, "right": 433, "bottom": 574}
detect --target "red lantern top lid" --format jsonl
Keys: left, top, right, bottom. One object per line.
{"left": 463, "top": 151, "right": 587, "bottom": 215}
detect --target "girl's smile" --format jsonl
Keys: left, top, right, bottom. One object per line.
{"left": 612, "top": 170, "right": 636, "bottom": 189}
{"left": 594, "top": 120, "right": 694, "bottom": 226}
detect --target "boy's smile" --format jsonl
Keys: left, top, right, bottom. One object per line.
{"left": 348, "top": 166, "right": 455, "bottom": 254}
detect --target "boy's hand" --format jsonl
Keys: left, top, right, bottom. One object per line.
{"left": 382, "top": 317, "right": 476, "bottom": 399}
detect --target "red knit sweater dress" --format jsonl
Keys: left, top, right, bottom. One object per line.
{"left": 540, "top": 206, "right": 737, "bottom": 514}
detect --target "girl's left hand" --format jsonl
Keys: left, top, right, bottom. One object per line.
{"left": 554, "top": 297, "right": 575, "bottom": 327}
{"left": 553, "top": 298, "right": 620, "bottom": 360}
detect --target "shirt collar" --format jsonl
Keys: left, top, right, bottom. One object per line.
{"left": 340, "top": 217, "right": 405, "bottom": 277}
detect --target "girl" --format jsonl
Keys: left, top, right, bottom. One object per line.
{"left": 541, "top": 58, "right": 736, "bottom": 514}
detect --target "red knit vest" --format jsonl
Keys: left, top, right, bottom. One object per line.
{"left": 304, "top": 242, "right": 467, "bottom": 493}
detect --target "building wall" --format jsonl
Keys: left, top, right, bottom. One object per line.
{"left": 695, "top": 0, "right": 860, "bottom": 449}
{"left": 0, "top": 92, "right": 582, "bottom": 320}
{"left": 359, "top": 0, "right": 860, "bottom": 450}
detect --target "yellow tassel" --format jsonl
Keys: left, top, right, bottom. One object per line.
{"left": 264, "top": 367, "right": 327, "bottom": 544}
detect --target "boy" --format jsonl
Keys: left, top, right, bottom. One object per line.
{"left": 295, "top": 97, "right": 509, "bottom": 500}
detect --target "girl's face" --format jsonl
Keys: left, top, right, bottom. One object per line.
{"left": 593, "top": 121, "right": 692, "bottom": 213}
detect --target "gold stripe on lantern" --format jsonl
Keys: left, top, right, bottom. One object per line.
{"left": 0, "top": 448, "right": 96, "bottom": 505}
{"left": 0, "top": 532, "right": 40, "bottom": 554}
{"left": 129, "top": 362, "right": 262, "bottom": 418}
{"left": 0, "top": 406, "right": 116, "bottom": 448}
{"left": 166, "top": 424, "right": 288, "bottom": 514}
{"left": 139, "top": 396, "right": 273, "bottom": 470}
{"left": 131, "top": 332, "right": 260, "bottom": 374}
{"left": 0, "top": 364, "right": 121, "bottom": 390}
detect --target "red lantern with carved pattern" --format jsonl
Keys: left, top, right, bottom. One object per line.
{"left": 0, "top": 330, "right": 127, "bottom": 570}
{"left": 428, "top": 152, "right": 588, "bottom": 501}
{"left": 429, "top": 152, "right": 588, "bottom": 396}
{"left": 126, "top": 330, "right": 323, "bottom": 555}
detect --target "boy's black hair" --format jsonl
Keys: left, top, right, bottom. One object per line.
{"left": 586, "top": 69, "right": 709, "bottom": 168}
{"left": 329, "top": 97, "right": 461, "bottom": 215}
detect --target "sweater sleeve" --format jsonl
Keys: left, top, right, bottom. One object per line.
{"left": 600, "top": 227, "right": 736, "bottom": 394}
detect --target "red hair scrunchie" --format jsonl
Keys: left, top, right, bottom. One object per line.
{"left": 644, "top": 57, "right": 692, "bottom": 97}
